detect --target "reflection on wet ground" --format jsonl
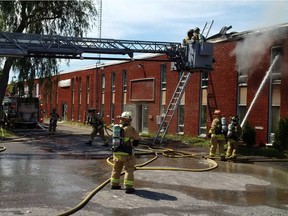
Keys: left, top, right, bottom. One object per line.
{"left": 1, "top": 124, "right": 288, "bottom": 215}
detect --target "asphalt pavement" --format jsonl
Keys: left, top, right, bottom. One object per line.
{"left": 0, "top": 123, "right": 288, "bottom": 216}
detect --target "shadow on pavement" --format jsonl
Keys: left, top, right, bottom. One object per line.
{"left": 134, "top": 189, "right": 178, "bottom": 201}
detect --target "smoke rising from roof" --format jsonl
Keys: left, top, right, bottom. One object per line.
{"left": 231, "top": 29, "right": 278, "bottom": 75}
{"left": 231, "top": 0, "right": 288, "bottom": 75}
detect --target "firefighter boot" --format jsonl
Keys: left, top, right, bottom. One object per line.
{"left": 102, "top": 141, "right": 109, "bottom": 147}
{"left": 86, "top": 140, "right": 92, "bottom": 145}
{"left": 125, "top": 188, "right": 135, "bottom": 194}
{"left": 111, "top": 185, "right": 121, "bottom": 190}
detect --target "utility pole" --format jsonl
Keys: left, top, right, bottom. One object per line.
{"left": 95, "top": 0, "right": 102, "bottom": 108}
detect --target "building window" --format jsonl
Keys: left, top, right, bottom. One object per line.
{"left": 112, "top": 72, "right": 115, "bottom": 92}
{"left": 78, "top": 77, "right": 82, "bottom": 121}
{"left": 86, "top": 75, "right": 90, "bottom": 106}
{"left": 160, "top": 64, "right": 167, "bottom": 90}
{"left": 71, "top": 78, "right": 75, "bottom": 120}
{"left": 270, "top": 83, "right": 280, "bottom": 133}
{"left": 101, "top": 74, "right": 105, "bottom": 93}
{"left": 199, "top": 71, "right": 208, "bottom": 136}
{"left": 269, "top": 46, "right": 282, "bottom": 143}
{"left": 160, "top": 64, "right": 167, "bottom": 116}
{"left": 111, "top": 72, "right": 115, "bottom": 123}
{"left": 101, "top": 73, "right": 105, "bottom": 114}
{"left": 123, "top": 70, "right": 127, "bottom": 92}
{"left": 238, "top": 85, "right": 247, "bottom": 123}
{"left": 238, "top": 60, "right": 248, "bottom": 124}
{"left": 122, "top": 70, "right": 127, "bottom": 112}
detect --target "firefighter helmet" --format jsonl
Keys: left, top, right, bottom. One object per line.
{"left": 232, "top": 115, "right": 239, "bottom": 122}
{"left": 214, "top": 109, "right": 221, "bottom": 116}
{"left": 120, "top": 111, "right": 132, "bottom": 120}
{"left": 88, "top": 108, "right": 96, "bottom": 113}
{"left": 195, "top": 27, "right": 200, "bottom": 33}
{"left": 187, "top": 29, "right": 194, "bottom": 35}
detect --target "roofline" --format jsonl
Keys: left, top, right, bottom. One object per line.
{"left": 207, "top": 22, "right": 288, "bottom": 43}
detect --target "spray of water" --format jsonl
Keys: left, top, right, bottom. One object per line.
{"left": 240, "top": 55, "right": 280, "bottom": 128}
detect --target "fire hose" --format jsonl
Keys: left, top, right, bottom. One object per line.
{"left": 57, "top": 144, "right": 218, "bottom": 216}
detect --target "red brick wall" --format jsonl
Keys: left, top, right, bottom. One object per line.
{"left": 38, "top": 36, "right": 288, "bottom": 145}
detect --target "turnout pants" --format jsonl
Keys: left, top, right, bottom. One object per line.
{"left": 226, "top": 139, "right": 238, "bottom": 158}
{"left": 90, "top": 126, "right": 107, "bottom": 144}
{"left": 210, "top": 134, "right": 226, "bottom": 157}
{"left": 111, "top": 153, "right": 136, "bottom": 189}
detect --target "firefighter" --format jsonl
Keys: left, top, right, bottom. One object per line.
{"left": 110, "top": 111, "right": 140, "bottom": 194}
{"left": 192, "top": 27, "right": 205, "bottom": 42}
{"left": 86, "top": 108, "right": 108, "bottom": 146}
{"left": 182, "top": 29, "right": 194, "bottom": 46}
{"left": 208, "top": 109, "right": 226, "bottom": 160}
{"left": 49, "top": 108, "right": 60, "bottom": 134}
{"left": 8, "top": 106, "right": 17, "bottom": 130}
{"left": 226, "top": 115, "right": 242, "bottom": 159}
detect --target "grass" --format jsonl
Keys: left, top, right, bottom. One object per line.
{"left": 237, "top": 145, "right": 288, "bottom": 158}
{"left": 0, "top": 127, "right": 14, "bottom": 139}
{"left": 142, "top": 133, "right": 288, "bottom": 158}
{"left": 140, "top": 133, "right": 210, "bottom": 148}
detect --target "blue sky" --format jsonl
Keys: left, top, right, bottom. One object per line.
{"left": 58, "top": 0, "right": 288, "bottom": 72}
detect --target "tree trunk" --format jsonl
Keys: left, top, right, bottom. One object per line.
{"left": 0, "top": 58, "right": 14, "bottom": 104}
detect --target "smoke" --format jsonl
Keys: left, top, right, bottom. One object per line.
{"left": 231, "top": 30, "right": 277, "bottom": 75}
{"left": 231, "top": 1, "right": 288, "bottom": 75}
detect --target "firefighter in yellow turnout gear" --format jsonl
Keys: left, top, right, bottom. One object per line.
{"left": 208, "top": 110, "right": 227, "bottom": 160}
{"left": 86, "top": 108, "right": 108, "bottom": 147}
{"left": 110, "top": 111, "right": 140, "bottom": 194}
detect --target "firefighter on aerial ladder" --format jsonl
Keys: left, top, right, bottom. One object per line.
{"left": 182, "top": 29, "right": 194, "bottom": 45}
{"left": 110, "top": 111, "right": 140, "bottom": 194}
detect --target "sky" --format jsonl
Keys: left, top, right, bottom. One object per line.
{"left": 7, "top": 0, "right": 288, "bottom": 77}
{"left": 58, "top": 0, "right": 288, "bottom": 72}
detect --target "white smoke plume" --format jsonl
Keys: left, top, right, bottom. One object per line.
{"left": 231, "top": 30, "right": 277, "bottom": 75}
{"left": 231, "top": 1, "right": 287, "bottom": 75}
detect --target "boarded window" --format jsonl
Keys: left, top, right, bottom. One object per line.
{"left": 202, "top": 88, "right": 207, "bottom": 105}
{"left": 130, "top": 78, "right": 155, "bottom": 102}
{"left": 272, "top": 84, "right": 280, "bottom": 106}
{"left": 239, "top": 86, "right": 247, "bottom": 105}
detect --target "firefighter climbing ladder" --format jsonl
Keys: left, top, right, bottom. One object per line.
{"left": 153, "top": 71, "right": 192, "bottom": 145}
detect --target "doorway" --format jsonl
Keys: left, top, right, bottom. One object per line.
{"left": 61, "top": 103, "right": 68, "bottom": 121}
{"left": 138, "top": 104, "right": 148, "bottom": 133}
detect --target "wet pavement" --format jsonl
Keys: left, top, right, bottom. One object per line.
{"left": 0, "top": 123, "right": 288, "bottom": 216}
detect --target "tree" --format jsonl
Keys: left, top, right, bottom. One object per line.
{"left": 0, "top": 0, "right": 97, "bottom": 103}
{"left": 242, "top": 121, "right": 256, "bottom": 147}
{"left": 273, "top": 117, "right": 288, "bottom": 151}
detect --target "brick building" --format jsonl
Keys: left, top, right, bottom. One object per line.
{"left": 38, "top": 23, "right": 288, "bottom": 146}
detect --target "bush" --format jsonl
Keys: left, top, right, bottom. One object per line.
{"left": 242, "top": 121, "right": 256, "bottom": 147}
{"left": 273, "top": 117, "right": 288, "bottom": 151}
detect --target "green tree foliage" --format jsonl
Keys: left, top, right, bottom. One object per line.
{"left": 0, "top": 0, "right": 97, "bottom": 101}
{"left": 242, "top": 121, "right": 256, "bottom": 147}
{"left": 273, "top": 117, "right": 288, "bottom": 151}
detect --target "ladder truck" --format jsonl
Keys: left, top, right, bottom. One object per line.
{"left": 0, "top": 22, "right": 214, "bottom": 144}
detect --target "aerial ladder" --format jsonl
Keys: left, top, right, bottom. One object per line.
{"left": 0, "top": 25, "right": 214, "bottom": 145}
{"left": 153, "top": 21, "right": 214, "bottom": 145}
